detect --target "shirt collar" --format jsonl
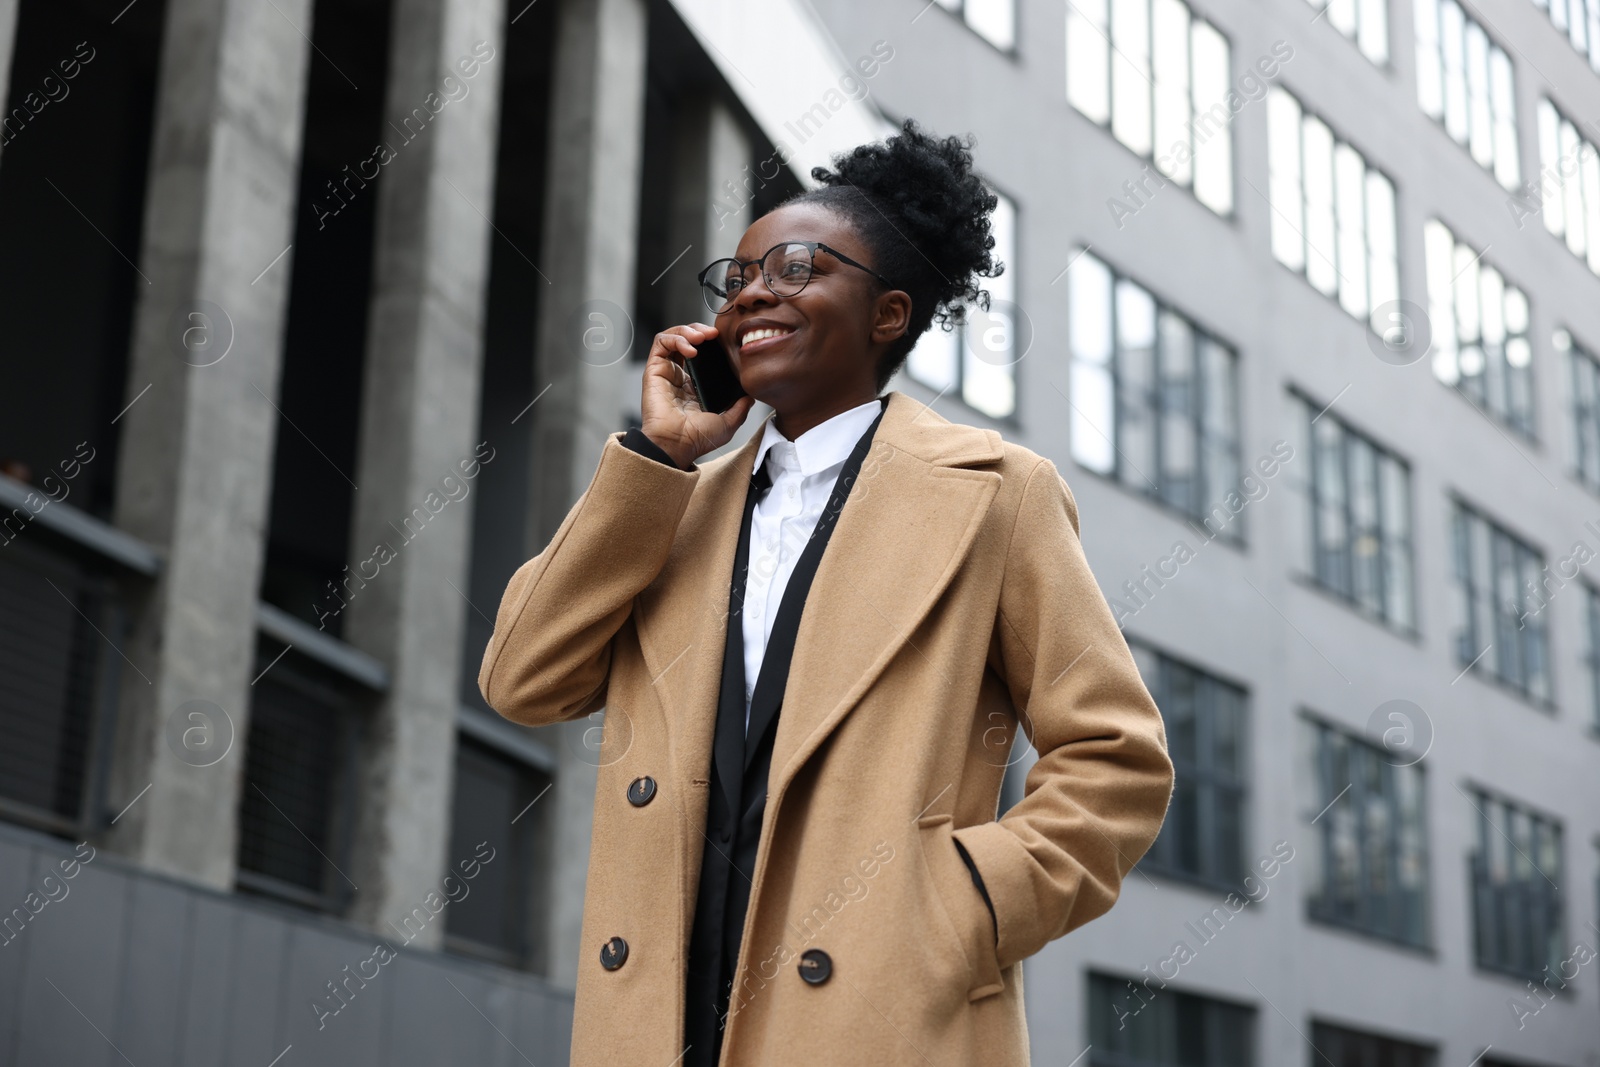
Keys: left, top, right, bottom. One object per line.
{"left": 752, "top": 397, "right": 884, "bottom": 479}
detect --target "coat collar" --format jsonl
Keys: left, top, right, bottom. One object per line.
{"left": 633, "top": 389, "right": 1005, "bottom": 810}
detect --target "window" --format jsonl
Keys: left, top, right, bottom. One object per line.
{"left": 1297, "top": 391, "right": 1415, "bottom": 629}
{"left": 930, "top": 0, "right": 1015, "bottom": 51}
{"left": 1068, "top": 249, "right": 1242, "bottom": 535}
{"left": 443, "top": 733, "right": 549, "bottom": 969}
{"left": 1128, "top": 642, "right": 1247, "bottom": 888}
{"left": 1530, "top": 0, "right": 1600, "bottom": 72}
{"left": 236, "top": 639, "right": 364, "bottom": 913}
{"left": 0, "top": 535, "right": 125, "bottom": 837}
{"left": 1066, "top": 0, "right": 1233, "bottom": 214}
{"left": 1304, "top": 0, "right": 1389, "bottom": 64}
{"left": 1467, "top": 786, "right": 1564, "bottom": 982}
{"left": 1414, "top": 0, "right": 1520, "bottom": 189}
{"left": 1565, "top": 329, "right": 1600, "bottom": 490}
{"left": 1533, "top": 98, "right": 1600, "bottom": 278}
{"left": 1304, "top": 716, "right": 1429, "bottom": 946}
{"left": 1267, "top": 88, "right": 1398, "bottom": 336}
{"left": 1424, "top": 219, "right": 1535, "bottom": 437}
{"left": 1450, "top": 498, "right": 1551, "bottom": 703}
{"left": 905, "top": 187, "right": 1017, "bottom": 420}
{"left": 1585, "top": 583, "right": 1600, "bottom": 730}
{"left": 1311, "top": 1022, "right": 1435, "bottom": 1067}
{"left": 1088, "top": 972, "right": 1254, "bottom": 1066}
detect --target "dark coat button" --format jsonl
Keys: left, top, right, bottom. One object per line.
{"left": 627, "top": 776, "right": 656, "bottom": 806}
{"left": 798, "top": 948, "right": 831, "bottom": 985}
{"left": 600, "top": 936, "right": 628, "bottom": 970}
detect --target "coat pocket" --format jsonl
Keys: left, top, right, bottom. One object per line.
{"left": 915, "top": 814, "right": 1006, "bottom": 1002}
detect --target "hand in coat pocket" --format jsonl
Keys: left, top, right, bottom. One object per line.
{"left": 915, "top": 813, "right": 1006, "bottom": 1002}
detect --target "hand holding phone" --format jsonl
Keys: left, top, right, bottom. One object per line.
{"left": 641, "top": 323, "right": 755, "bottom": 468}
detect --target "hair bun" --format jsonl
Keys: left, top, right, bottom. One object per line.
{"left": 792, "top": 118, "right": 1003, "bottom": 389}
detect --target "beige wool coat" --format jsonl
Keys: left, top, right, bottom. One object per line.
{"left": 479, "top": 389, "right": 1174, "bottom": 1065}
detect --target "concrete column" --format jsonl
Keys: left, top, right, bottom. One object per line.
{"left": 0, "top": 0, "right": 18, "bottom": 171}
{"left": 103, "top": 0, "right": 314, "bottom": 887}
{"left": 664, "top": 97, "right": 754, "bottom": 326}
{"left": 339, "top": 0, "right": 507, "bottom": 948}
{"left": 529, "top": 0, "right": 649, "bottom": 990}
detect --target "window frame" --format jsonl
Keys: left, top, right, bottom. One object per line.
{"left": 1067, "top": 247, "right": 1245, "bottom": 540}
{"left": 1065, "top": 0, "right": 1237, "bottom": 216}
{"left": 1293, "top": 385, "right": 1418, "bottom": 633}
{"left": 1424, "top": 218, "right": 1537, "bottom": 440}
{"left": 1127, "top": 638, "right": 1251, "bottom": 891}
{"left": 1266, "top": 85, "right": 1401, "bottom": 338}
{"left": 1301, "top": 711, "right": 1432, "bottom": 948}
{"left": 1449, "top": 493, "right": 1553, "bottom": 706}
{"left": 1465, "top": 783, "right": 1567, "bottom": 984}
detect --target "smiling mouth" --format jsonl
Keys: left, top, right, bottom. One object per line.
{"left": 739, "top": 327, "right": 795, "bottom": 354}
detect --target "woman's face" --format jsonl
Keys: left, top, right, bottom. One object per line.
{"left": 712, "top": 202, "right": 909, "bottom": 413}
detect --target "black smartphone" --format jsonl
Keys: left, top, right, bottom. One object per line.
{"left": 685, "top": 335, "right": 748, "bottom": 414}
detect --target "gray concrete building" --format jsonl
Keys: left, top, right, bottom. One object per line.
{"left": 0, "top": 0, "right": 1595, "bottom": 1064}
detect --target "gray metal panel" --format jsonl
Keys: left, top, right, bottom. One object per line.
{"left": 0, "top": 822, "right": 575, "bottom": 1067}
{"left": 177, "top": 893, "right": 238, "bottom": 1067}
{"left": 512, "top": 970, "right": 574, "bottom": 1067}
{"left": 223, "top": 907, "right": 292, "bottom": 1066}
{"left": 112, "top": 873, "right": 191, "bottom": 1066}
{"left": 393, "top": 957, "right": 504, "bottom": 1066}
{"left": 278, "top": 922, "right": 389, "bottom": 1065}
{"left": 14, "top": 847, "right": 129, "bottom": 1067}
{"left": 0, "top": 837, "right": 37, "bottom": 1067}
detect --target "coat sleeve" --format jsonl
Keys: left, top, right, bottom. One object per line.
{"left": 952, "top": 457, "right": 1174, "bottom": 973}
{"left": 478, "top": 431, "right": 700, "bottom": 727}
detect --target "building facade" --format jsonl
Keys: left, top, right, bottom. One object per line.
{"left": 0, "top": 0, "right": 1595, "bottom": 1064}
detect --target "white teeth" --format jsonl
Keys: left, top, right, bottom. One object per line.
{"left": 741, "top": 327, "right": 793, "bottom": 346}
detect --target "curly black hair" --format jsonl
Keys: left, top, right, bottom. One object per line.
{"left": 780, "top": 117, "right": 1003, "bottom": 392}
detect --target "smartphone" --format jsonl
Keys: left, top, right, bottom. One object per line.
{"left": 685, "top": 335, "right": 748, "bottom": 414}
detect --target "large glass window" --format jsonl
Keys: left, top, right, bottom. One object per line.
{"left": 1303, "top": 0, "right": 1389, "bottom": 64}
{"left": 1304, "top": 716, "right": 1429, "bottom": 946}
{"left": 1088, "top": 973, "right": 1254, "bottom": 1066}
{"left": 443, "top": 733, "right": 549, "bottom": 969}
{"left": 1297, "top": 390, "right": 1415, "bottom": 629}
{"left": 1312, "top": 1023, "right": 1434, "bottom": 1067}
{"left": 1129, "top": 642, "right": 1248, "bottom": 889}
{"left": 1534, "top": 97, "right": 1600, "bottom": 278}
{"left": 1424, "top": 219, "right": 1535, "bottom": 437}
{"left": 905, "top": 187, "right": 1017, "bottom": 420}
{"left": 930, "top": 0, "right": 1016, "bottom": 51}
{"left": 1068, "top": 249, "right": 1241, "bottom": 534}
{"left": 1414, "top": 0, "right": 1520, "bottom": 189}
{"left": 1530, "top": 0, "right": 1600, "bottom": 72}
{"left": 1467, "top": 786, "right": 1565, "bottom": 982}
{"left": 1450, "top": 497, "right": 1551, "bottom": 703}
{"left": 1066, "top": 0, "right": 1233, "bottom": 214}
{"left": 1267, "top": 88, "right": 1398, "bottom": 336}
{"left": 1564, "top": 329, "right": 1600, "bottom": 490}
{"left": 1585, "top": 583, "right": 1600, "bottom": 731}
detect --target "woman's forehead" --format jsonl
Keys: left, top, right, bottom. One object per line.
{"left": 734, "top": 202, "right": 860, "bottom": 260}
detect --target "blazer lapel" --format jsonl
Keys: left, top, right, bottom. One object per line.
{"left": 632, "top": 391, "right": 1006, "bottom": 812}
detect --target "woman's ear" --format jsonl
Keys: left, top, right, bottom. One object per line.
{"left": 869, "top": 289, "right": 913, "bottom": 346}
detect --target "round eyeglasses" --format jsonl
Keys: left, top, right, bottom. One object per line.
{"left": 697, "top": 241, "right": 895, "bottom": 315}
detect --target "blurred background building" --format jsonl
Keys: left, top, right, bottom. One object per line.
{"left": 0, "top": 0, "right": 1596, "bottom": 1063}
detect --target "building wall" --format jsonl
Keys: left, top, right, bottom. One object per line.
{"left": 806, "top": 0, "right": 1600, "bottom": 1065}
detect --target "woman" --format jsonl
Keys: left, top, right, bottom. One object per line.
{"left": 479, "top": 118, "right": 1173, "bottom": 1066}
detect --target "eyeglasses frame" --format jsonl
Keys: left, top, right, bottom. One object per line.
{"left": 697, "top": 240, "right": 896, "bottom": 314}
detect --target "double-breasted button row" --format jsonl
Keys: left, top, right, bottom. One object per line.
{"left": 600, "top": 936, "right": 830, "bottom": 985}
{"left": 600, "top": 935, "right": 628, "bottom": 970}
{"left": 627, "top": 775, "right": 656, "bottom": 806}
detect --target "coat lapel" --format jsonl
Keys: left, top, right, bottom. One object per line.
{"left": 632, "top": 390, "right": 1005, "bottom": 814}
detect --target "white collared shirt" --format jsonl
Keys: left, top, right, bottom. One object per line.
{"left": 741, "top": 397, "right": 883, "bottom": 734}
